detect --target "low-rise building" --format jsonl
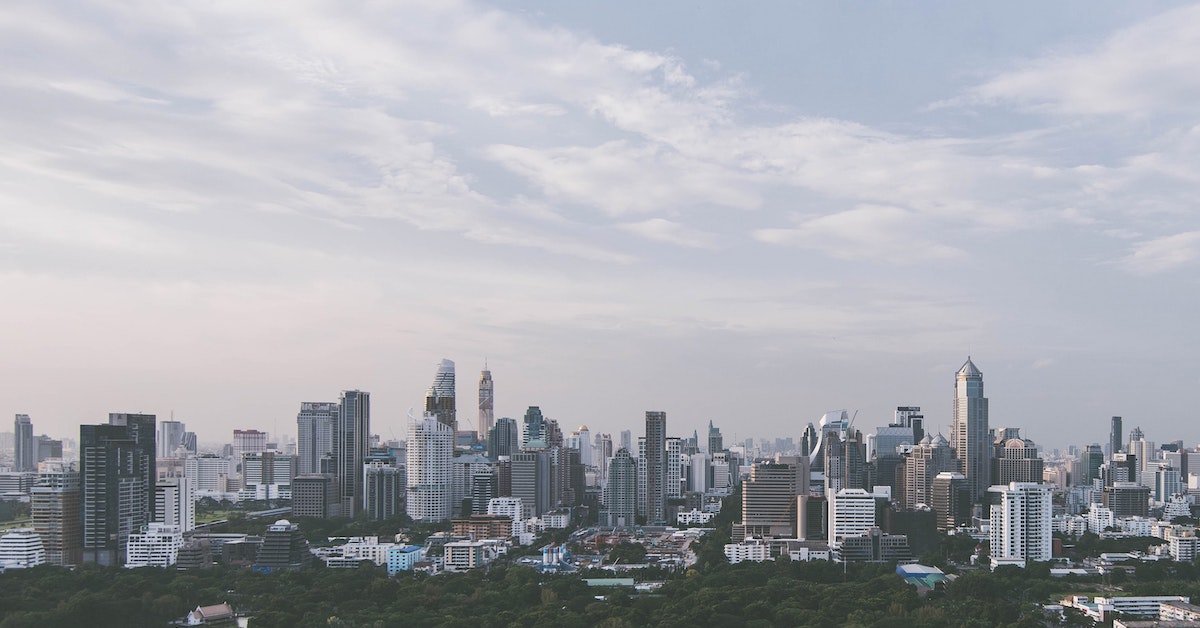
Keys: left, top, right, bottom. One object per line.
{"left": 125, "top": 523, "right": 183, "bottom": 568}
{"left": 724, "top": 537, "right": 770, "bottom": 564}
{"left": 443, "top": 540, "right": 498, "bottom": 572}
{"left": 386, "top": 545, "right": 424, "bottom": 575}
{"left": 0, "top": 528, "right": 45, "bottom": 570}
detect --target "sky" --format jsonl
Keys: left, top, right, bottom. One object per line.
{"left": 2, "top": 1, "right": 1199, "bottom": 452}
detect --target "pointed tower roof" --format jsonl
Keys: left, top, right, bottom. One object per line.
{"left": 957, "top": 356, "right": 982, "bottom": 378}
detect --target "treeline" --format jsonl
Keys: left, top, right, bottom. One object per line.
{"left": 10, "top": 554, "right": 1200, "bottom": 627}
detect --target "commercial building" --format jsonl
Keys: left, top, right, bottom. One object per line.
{"left": 363, "top": 461, "right": 405, "bottom": 520}
{"left": 296, "top": 402, "right": 337, "bottom": 475}
{"left": 80, "top": 413, "right": 156, "bottom": 566}
{"left": 336, "top": 390, "right": 370, "bottom": 517}
{"left": 125, "top": 523, "right": 183, "bottom": 568}
{"left": 14, "top": 414, "right": 35, "bottom": 472}
{"left": 951, "top": 358, "right": 990, "bottom": 502}
{"left": 828, "top": 488, "right": 877, "bottom": 546}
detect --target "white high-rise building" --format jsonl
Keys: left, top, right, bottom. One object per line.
{"left": 231, "top": 430, "right": 268, "bottom": 472}
{"left": 185, "top": 455, "right": 234, "bottom": 493}
{"left": 690, "top": 453, "right": 710, "bottom": 493}
{"left": 296, "top": 402, "right": 337, "bottom": 475}
{"left": 951, "top": 357, "right": 990, "bottom": 502}
{"left": 124, "top": 523, "right": 183, "bottom": 568}
{"left": 827, "top": 488, "right": 877, "bottom": 546}
{"left": 155, "top": 476, "right": 195, "bottom": 533}
{"left": 0, "top": 528, "right": 45, "bottom": 569}
{"left": 989, "top": 482, "right": 1053, "bottom": 568}
{"left": 406, "top": 413, "right": 453, "bottom": 522}
{"left": 665, "top": 437, "right": 683, "bottom": 501}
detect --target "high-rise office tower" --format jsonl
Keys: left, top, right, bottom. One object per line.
{"left": 644, "top": 411, "right": 667, "bottom": 524}
{"left": 827, "top": 488, "right": 877, "bottom": 546}
{"left": 336, "top": 390, "right": 370, "bottom": 517}
{"left": 991, "top": 430, "right": 1044, "bottom": 485}
{"left": 31, "top": 459, "right": 81, "bottom": 566}
{"left": 824, "top": 429, "right": 867, "bottom": 494}
{"left": 181, "top": 431, "right": 198, "bottom": 454}
{"left": 406, "top": 413, "right": 452, "bottom": 522}
{"left": 478, "top": 366, "right": 494, "bottom": 441}
{"left": 619, "top": 430, "right": 633, "bottom": 453}
{"left": 451, "top": 454, "right": 493, "bottom": 517}
{"left": 522, "top": 406, "right": 547, "bottom": 449}
{"left": 736, "top": 455, "right": 810, "bottom": 540}
{"left": 155, "top": 476, "right": 195, "bottom": 532}
{"left": 931, "top": 471, "right": 970, "bottom": 531}
{"left": 988, "top": 482, "right": 1052, "bottom": 568}
{"left": 297, "top": 402, "right": 337, "bottom": 475}
{"left": 1128, "top": 426, "right": 1144, "bottom": 456}
{"left": 36, "top": 436, "right": 63, "bottom": 464}
{"left": 1109, "top": 416, "right": 1123, "bottom": 459}
{"left": 1081, "top": 444, "right": 1104, "bottom": 486}
{"left": 576, "top": 425, "right": 593, "bottom": 468}
{"left": 426, "top": 359, "right": 457, "bottom": 432}
{"left": 602, "top": 448, "right": 637, "bottom": 527}
{"left": 511, "top": 450, "right": 551, "bottom": 519}
{"left": 707, "top": 420, "right": 723, "bottom": 454}
{"left": 14, "top": 414, "right": 34, "bottom": 472}
{"left": 231, "top": 429, "right": 268, "bottom": 472}
{"left": 80, "top": 413, "right": 156, "bottom": 566}
{"left": 895, "top": 406, "right": 925, "bottom": 443}
{"left": 951, "top": 357, "right": 989, "bottom": 502}
{"left": 486, "top": 417, "right": 519, "bottom": 459}
{"left": 158, "top": 421, "right": 186, "bottom": 459}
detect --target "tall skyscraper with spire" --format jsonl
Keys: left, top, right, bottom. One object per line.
{"left": 426, "top": 359, "right": 457, "bottom": 432}
{"left": 478, "top": 365, "right": 493, "bottom": 440}
{"left": 951, "top": 357, "right": 990, "bottom": 502}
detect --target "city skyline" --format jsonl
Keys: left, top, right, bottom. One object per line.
{"left": 3, "top": 2, "right": 1200, "bottom": 451}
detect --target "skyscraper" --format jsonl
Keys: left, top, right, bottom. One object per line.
{"left": 426, "top": 359, "right": 457, "bottom": 432}
{"left": 158, "top": 420, "right": 186, "bottom": 459}
{"left": 478, "top": 366, "right": 494, "bottom": 440}
{"left": 80, "top": 413, "right": 156, "bottom": 566}
{"left": 644, "top": 411, "right": 666, "bottom": 524}
{"left": 951, "top": 357, "right": 989, "bottom": 502}
{"left": 231, "top": 429, "right": 268, "bottom": 473}
{"left": 522, "top": 406, "right": 547, "bottom": 449}
{"left": 486, "top": 417, "right": 519, "bottom": 459}
{"left": 297, "top": 402, "right": 337, "bottom": 475}
{"left": 336, "top": 390, "right": 370, "bottom": 517}
{"left": 707, "top": 420, "right": 723, "bottom": 454}
{"left": 31, "top": 459, "right": 81, "bottom": 566}
{"left": 602, "top": 448, "right": 637, "bottom": 528}
{"left": 1109, "top": 416, "right": 1123, "bottom": 459}
{"left": 988, "top": 482, "right": 1052, "bottom": 568}
{"left": 14, "top": 414, "right": 34, "bottom": 472}
{"left": 406, "top": 413, "right": 452, "bottom": 522}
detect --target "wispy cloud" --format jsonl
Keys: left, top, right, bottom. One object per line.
{"left": 1120, "top": 231, "right": 1200, "bottom": 274}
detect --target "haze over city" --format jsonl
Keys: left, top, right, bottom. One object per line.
{"left": 3, "top": 1, "right": 1199, "bottom": 451}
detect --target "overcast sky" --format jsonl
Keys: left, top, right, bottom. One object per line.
{"left": 3, "top": 1, "right": 1199, "bottom": 452}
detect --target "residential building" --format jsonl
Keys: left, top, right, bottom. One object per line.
{"left": 31, "top": 459, "right": 81, "bottom": 566}
{"left": 988, "top": 482, "right": 1053, "bottom": 568}
{"left": 291, "top": 474, "right": 338, "bottom": 518}
{"left": 602, "top": 448, "right": 637, "bottom": 528}
{"left": 487, "top": 417, "right": 519, "bottom": 459}
{"left": 644, "top": 411, "right": 667, "bottom": 524}
{"left": 241, "top": 452, "right": 294, "bottom": 500}
{"left": 992, "top": 431, "right": 1043, "bottom": 485}
{"left": 903, "top": 433, "right": 957, "bottom": 509}
{"left": 931, "top": 472, "right": 970, "bottom": 531}
{"left": 364, "top": 461, "right": 405, "bottom": 520}
{"left": 1103, "top": 482, "right": 1150, "bottom": 518}
{"left": 511, "top": 450, "right": 551, "bottom": 519}
{"left": 385, "top": 545, "right": 424, "bottom": 575}
{"left": 406, "top": 413, "right": 453, "bottom": 522}
{"left": 736, "top": 455, "right": 809, "bottom": 541}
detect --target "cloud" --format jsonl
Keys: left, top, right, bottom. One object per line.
{"left": 1032, "top": 358, "right": 1055, "bottom": 369}
{"left": 1120, "top": 231, "right": 1200, "bottom": 274}
{"left": 617, "top": 218, "right": 718, "bottom": 249}
{"left": 957, "top": 4, "right": 1200, "bottom": 116}
{"left": 753, "top": 204, "right": 966, "bottom": 262}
